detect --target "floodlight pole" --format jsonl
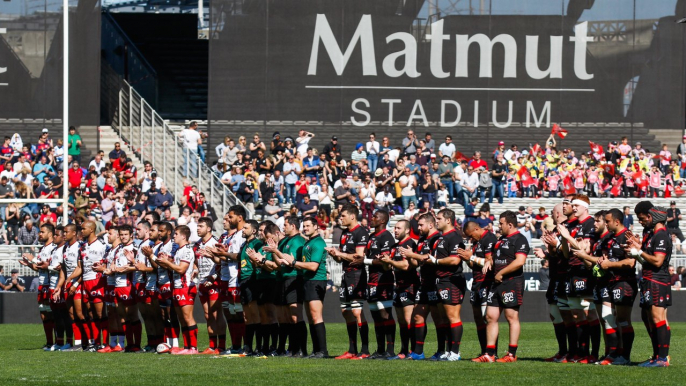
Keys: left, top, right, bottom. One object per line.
{"left": 62, "top": 0, "right": 69, "bottom": 226}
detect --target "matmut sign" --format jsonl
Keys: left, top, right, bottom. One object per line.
{"left": 306, "top": 14, "right": 597, "bottom": 128}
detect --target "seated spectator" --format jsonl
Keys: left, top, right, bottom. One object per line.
{"left": 154, "top": 185, "right": 174, "bottom": 212}
{"left": 1, "top": 269, "right": 25, "bottom": 292}
{"left": 669, "top": 265, "right": 681, "bottom": 290}
{"left": 297, "top": 195, "right": 318, "bottom": 218}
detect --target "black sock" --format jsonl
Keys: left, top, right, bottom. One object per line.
{"left": 309, "top": 324, "right": 319, "bottom": 354}
{"left": 565, "top": 323, "right": 578, "bottom": 357}
{"left": 298, "top": 321, "right": 308, "bottom": 355}
{"left": 553, "top": 323, "right": 567, "bottom": 355}
{"left": 359, "top": 322, "right": 369, "bottom": 354}
{"left": 385, "top": 319, "right": 396, "bottom": 355}
{"left": 508, "top": 344, "right": 518, "bottom": 356}
{"left": 413, "top": 323, "right": 427, "bottom": 355}
{"left": 577, "top": 321, "right": 590, "bottom": 356}
{"left": 181, "top": 326, "right": 189, "bottom": 349}
{"left": 621, "top": 326, "right": 634, "bottom": 360}
{"left": 436, "top": 324, "right": 448, "bottom": 353}
{"left": 270, "top": 324, "right": 279, "bottom": 351}
{"left": 278, "top": 323, "right": 289, "bottom": 353}
{"left": 314, "top": 323, "right": 327, "bottom": 353}
{"left": 409, "top": 325, "right": 416, "bottom": 353}
{"left": 656, "top": 322, "right": 670, "bottom": 358}
{"left": 589, "top": 320, "right": 601, "bottom": 358}
{"left": 373, "top": 321, "right": 385, "bottom": 353}
{"left": 346, "top": 322, "right": 357, "bottom": 354}
{"left": 398, "top": 324, "right": 409, "bottom": 355}
{"left": 259, "top": 324, "right": 269, "bottom": 353}
{"left": 245, "top": 324, "right": 256, "bottom": 352}
{"left": 605, "top": 327, "right": 619, "bottom": 357}
{"left": 486, "top": 344, "right": 496, "bottom": 356}
{"left": 477, "top": 325, "right": 487, "bottom": 355}
{"left": 648, "top": 327, "right": 658, "bottom": 358}
{"left": 450, "top": 322, "right": 463, "bottom": 354}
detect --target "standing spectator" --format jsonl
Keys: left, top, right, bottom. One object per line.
{"left": 0, "top": 176, "right": 13, "bottom": 219}
{"left": 493, "top": 141, "right": 506, "bottom": 161}
{"left": 178, "top": 121, "right": 201, "bottom": 178}
{"left": 1, "top": 269, "right": 25, "bottom": 292}
{"left": 237, "top": 175, "right": 257, "bottom": 211}
{"left": 32, "top": 156, "right": 55, "bottom": 184}
{"left": 648, "top": 165, "right": 662, "bottom": 198}
{"left": 333, "top": 179, "right": 353, "bottom": 208}
{"left": 437, "top": 135, "right": 456, "bottom": 159}
{"left": 302, "top": 148, "right": 320, "bottom": 178}
{"left": 38, "top": 205, "right": 56, "bottom": 226}
{"left": 659, "top": 144, "right": 672, "bottom": 175}
{"left": 295, "top": 130, "right": 315, "bottom": 158}
{"left": 477, "top": 167, "right": 492, "bottom": 203}
{"left": 67, "top": 160, "right": 84, "bottom": 190}
{"left": 423, "top": 132, "right": 435, "bottom": 155}
{"left": 100, "top": 190, "right": 116, "bottom": 225}
{"left": 271, "top": 170, "right": 285, "bottom": 205}
{"left": 623, "top": 206, "right": 634, "bottom": 231}
{"left": 0, "top": 266, "right": 5, "bottom": 287}
{"left": 108, "top": 142, "right": 124, "bottom": 162}
{"left": 366, "top": 133, "right": 380, "bottom": 172}
{"left": 0, "top": 218, "right": 7, "bottom": 245}
{"left": 249, "top": 133, "right": 267, "bottom": 159}
{"left": 534, "top": 207, "right": 548, "bottom": 239}
{"left": 469, "top": 151, "right": 488, "bottom": 170}
{"left": 538, "top": 259, "right": 550, "bottom": 291}
{"left": 283, "top": 155, "right": 301, "bottom": 205}
{"left": 402, "top": 130, "right": 419, "bottom": 157}
{"left": 294, "top": 173, "right": 310, "bottom": 208}
{"left": 398, "top": 167, "right": 417, "bottom": 211}
{"left": 67, "top": 126, "right": 82, "bottom": 163}
{"left": 437, "top": 156, "right": 455, "bottom": 204}
{"left": 667, "top": 200, "right": 684, "bottom": 243}
{"left": 489, "top": 155, "right": 506, "bottom": 204}
{"left": 17, "top": 218, "right": 38, "bottom": 251}
{"left": 516, "top": 206, "right": 533, "bottom": 243}
{"left": 322, "top": 136, "right": 341, "bottom": 161}
{"left": 88, "top": 153, "right": 106, "bottom": 173}
{"left": 270, "top": 132, "right": 285, "bottom": 155}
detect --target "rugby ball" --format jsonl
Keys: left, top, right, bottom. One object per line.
{"left": 156, "top": 343, "right": 172, "bottom": 354}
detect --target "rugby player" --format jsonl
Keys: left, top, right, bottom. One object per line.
{"left": 56, "top": 224, "right": 89, "bottom": 351}
{"left": 135, "top": 221, "right": 166, "bottom": 351}
{"left": 95, "top": 227, "right": 125, "bottom": 352}
{"left": 237, "top": 219, "right": 263, "bottom": 355}
{"left": 473, "top": 210, "right": 529, "bottom": 363}
{"left": 460, "top": 221, "right": 497, "bottom": 356}
{"left": 629, "top": 202, "right": 672, "bottom": 367}
{"left": 79, "top": 221, "right": 108, "bottom": 351}
{"left": 157, "top": 225, "right": 199, "bottom": 354}
{"left": 150, "top": 222, "right": 181, "bottom": 348}
{"left": 48, "top": 226, "right": 72, "bottom": 350}
{"left": 326, "top": 204, "right": 370, "bottom": 360}
{"left": 251, "top": 222, "right": 279, "bottom": 355}
{"left": 380, "top": 219, "right": 417, "bottom": 360}
{"left": 114, "top": 225, "right": 142, "bottom": 352}
{"left": 194, "top": 217, "right": 223, "bottom": 354}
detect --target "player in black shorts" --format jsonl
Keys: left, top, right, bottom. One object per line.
{"left": 237, "top": 220, "right": 263, "bottom": 356}
{"left": 460, "top": 221, "right": 497, "bottom": 356}
{"left": 398, "top": 213, "right": 441, "bottom": 360}
{"left": 557, "top": 194, "right": 601, "bottom": 363}
{"left": 473, "top": 211, "right": 529, "bottom": 363}
{"left": 597, "top": 208, "right": 634, "bottom": 366}
{"left": 629, "top": 202, "right": 672, "bottom": 367}
{"left": 570, "top": 210, "right": 612, "bottom": 362}
{"left": 424, "top": 209, "right": 465, "bottom": 362}
{"left": 325, "top": 204, "right": 370, "bottom": 360}
{"left": 362, "top": 210, "right": 397, "bottom": 359}
{"left": 381, "top": 220, "right": 417, "bottom": 360}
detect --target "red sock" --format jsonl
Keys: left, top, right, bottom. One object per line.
{"left": 209, "top": 335, "right": 217, "bottom": 349}
{"left": 189, "top": 325, "right": 198, "bottom": 349}
{"left": 99, "top": 320, "right": 109, "bottom": 346}
{"left": 182, "top": 328, "right": 190, "bottom": 349}
{"left": 43, "top": 321, "right": 55, "bottom": 345}
{"left": 82, "top": 320, "right": 92, "bottom": 342}
{"left": 132, "top": 321, "right": 142, "bottom": 347}
{"left": 72, "top": 322, "right": 82, "bottom": 342}
{"left": 91, "top": 321, "right": 100, "bottom": 345}
{"left": 171, "top": 325, "right": 180, "bottom": 339}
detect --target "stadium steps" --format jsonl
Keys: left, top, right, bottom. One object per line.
{"left": 0, "top": 121, "right": 92, "bottom": 163}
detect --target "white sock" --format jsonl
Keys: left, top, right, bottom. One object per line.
{"left": 172, "top": 338, "right": 179, "bottom": 348}
{"left": 75, "top": 339, "right": 81, "bottom": 346}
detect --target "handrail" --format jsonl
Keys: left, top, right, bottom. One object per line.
{"left": 101, "top": 11, "right": 158, "bottom": 79}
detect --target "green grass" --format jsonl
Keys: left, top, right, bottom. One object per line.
{"left": 0, "top": 322, "right": 683, "bottom": 385}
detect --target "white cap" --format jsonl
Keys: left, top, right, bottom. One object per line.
{"left": 42, "top": 128, "right": 49, "bottom": 133}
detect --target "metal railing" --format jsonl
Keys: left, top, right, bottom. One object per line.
{"left": 0, "top": 245, "right": 43, "bottom": 277}
{"left": 111, "top": 80, "right": 251, "bottom": 228}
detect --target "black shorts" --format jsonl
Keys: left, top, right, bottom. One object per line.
{"left": 367, "top": 281, "right": 395, "bottom": 303}
{"left": 639, "top": 279, "right": 672, "bottom": 309}
{"left": 608, "top": 280, "right": 638, "bottom": 307}
{"left": 436, "top": 275, "right": 466, "bottom": 305}
{"left": 393, "top": 285, "right": 416, "bottom": 308}
{"left": 304, "top": 280, "right": 326, "bottom": 303}
{"left": 239, "top": 278, "right": 257, "bottom": 305}
{"left": 487, "top": 277, "right": 524, "bottom": 309}
{"left": 256, "top": 279, "right": 276, "bottom": 306}
{"left": 555, "top": 276, "right": 569, "bottom": 299}
{"left": 339, "top": 270, "right": 367, "bottom": 304}
{"left": 415, "top": 283, "right": 439, "bottom": 305}
{"left": 276, "top": 276, "right": 304, "bottom": 306}
{"left": 545, "top": 279, "right": 558, "bottom": 305}
{"left": 471, "top": 280, "right": 490, "bottom": 306}
{"left": 593, "top": 282, "right": 611, "bottom": 305}
{"left": 567, "top": 269, "right": 594, "bottom": 297}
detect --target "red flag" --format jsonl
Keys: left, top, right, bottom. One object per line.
{"left": 563, "top": 175, "right": 576, "bottom": 195}
{"left": 454, "top": 151, "right": 468, "bottom": 162}
{"left": 610, "top": 178, "right": 623, "bottom": 197}
{"left": 602, "top": 164, "right": 615, "bottom": 176}
{"left": 530, "top": 143, "right": 541, "bottom": 155}
{"left": 589, "top": 141, "right": 604, "bottom": 155}
{"left": 551, "top": 124, "right": 568, "bottom": 139}
{"left": 517, "top": 167, "right": 536, "bottom": 188}
{"left": 633, "top": 170, "right": 649, "bottom": 189}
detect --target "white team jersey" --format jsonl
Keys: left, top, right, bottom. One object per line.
{"left": 37, "top": 243, "right": 56, "bottom": 286}
{"left": 105, "top": 246, "right": 118, "bottom": 286}
{"left": 145, "top": 242, "right": 161, "bottom": 291}
{"left": 81, "top": 239, "right": 107, "bottom": 281}
{"left": 195, "top": 236, "right": 218, "bottom": 283}
{"left": 134, "top": 239, "right": 153, "bottom": 284}
{"left": 48, "top": 244, "right": 65, "bottom": 289}
{"left": 114, "top": 243, "right": 136, "bottom": 288}
{"left": 63, "top": 242, "right": 81, "bottom": 285}
{"left": 220, "top": 230, "right": 244, "bottom": 286}
{"left": 157, "top": 240, "right": 174, "bottom": 286}
{"left": 172, "top": 244, "right": 195, "bottom": 289}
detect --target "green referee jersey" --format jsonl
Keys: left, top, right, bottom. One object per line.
{"left": 278, "top": 234, "right": 306, "bottom": 278}
{"left": 239, "top": 238, "right": 263, "bottom": 279}
{"left": 302, "top": 235, "right": 327, "bottom": 281}
{"left": 256, "top": 246, "right": 276, "bottom": 280}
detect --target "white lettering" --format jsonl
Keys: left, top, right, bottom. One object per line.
{"left": 473, "top": 100, "right": 479, "bottom": 128}
{"left": 525, "top": 101, "right": 551, "bottom": 128}
{"left": 382, "top": 98, "right": 401, "bottom": 126}
{"left": 492, "top": 100, "right": 513, "bottom": 128}
{"left": 351, "top": 98, "right": 371, "bottom": 126}
{"left": 440, "top": 100, "right": 461, "bottom": 127}
{"left": 525, "top": 35, "right": 562, "bottom": 79}
{"left": 382, "top": 32, "right": 420, "bottom": 78}
{"left": 407, "top": 100, "right": 428, "bottom": 127}
{"left": 426, "top": 19, "right": 450, "bottom": 78}
{"left": 455, "top": 34, "right": 517, "bottom": 78}
{"left": 308, "top": 14, "right": 376, "bottom": 76}
{"left": 570, "top": 22, "right": 594, "bottom": 80}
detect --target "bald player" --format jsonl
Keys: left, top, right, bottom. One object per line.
{"left": 80, "top": 220, "right": 108, "bottom": 351}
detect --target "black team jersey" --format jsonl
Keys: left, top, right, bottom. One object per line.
{"left": 366, "top": 229, "right": 395, "bottom": 285}
{"left": 417, "top": 231, "right": 441, "bottom": 286}
{"left": 339, "top": 224, "right": 369, "bottom": 273}
{"left": 472, "top": 230, "right": 497, "bottom": 284}
{"left": 641, "top": 227, "right": 672, "bottom": 284}
{"left": 391, "top": 237, "right": 418, "bottom": 289}
{"left": 606, "top": 228, "right": 633, "bottom": 283}
{"left": 494, "top": 231, "right": 530, "bottom": 281}
{"left": 434, "top": 229, "right": 464, "bottom": 278}
{"left": 568, "top": 215, "right": 597, "bottom": 268}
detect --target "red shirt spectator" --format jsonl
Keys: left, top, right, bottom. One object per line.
{"left": 68, "top": 163, "right": 84, "bottom": 189}
{"left": 468, "top": 151, "right": 488, "bottom": 170}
